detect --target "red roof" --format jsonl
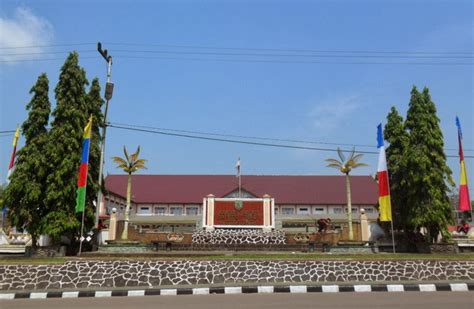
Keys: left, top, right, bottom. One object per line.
{"left": 105, "top": 175, "right": 378, "bottom": 205}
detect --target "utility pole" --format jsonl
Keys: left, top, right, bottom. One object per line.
{"left": 95, "top": 42, "right": 114, "bottom": 230}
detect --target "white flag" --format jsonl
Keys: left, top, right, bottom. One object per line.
{"left": 236, "top": 157, "right": 241, "bottom": 177}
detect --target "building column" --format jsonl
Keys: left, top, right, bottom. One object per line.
{"left": 263, "top": 194, "right": 273, "bottom": 232}
{"left": 108, "top": 208, "right": 117, "bottom": 241}
{"left": 204, "top": 194, "right": 215, "bottom": 231}
{"left": 360, "top": 209, "right": 369, "bottom": 242}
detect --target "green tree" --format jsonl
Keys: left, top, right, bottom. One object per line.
{"left": 326, "top": 148, "right": 368, "bottom": 240}
{"left": 112, "top": 146, "right": 147, "bottom": 240}
{"left": 384, "top": 106, "right": 410, "bottom": 231}
{"left": 43, "top": 52, "right": 90, "bottom": 243}
{"left": 1, "top": 184, "right": 6, "bottom": 229}
{"left": 0, "top": 184, "right": 4, "bottom": 209}
{"left": 3, "top": 74, "right": 51, "bottom": 247}
{"left": 404, "top": 86, "right": 454, "bottom": 241}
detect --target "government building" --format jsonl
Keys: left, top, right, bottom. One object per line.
{"left": 104, "top": 174, "right": 379, "bottom": 234}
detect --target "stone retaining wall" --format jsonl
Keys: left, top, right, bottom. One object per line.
{"left": 192, "top": 229, "right": 286, "bottom": 245}
{"left": 1, "top": 260, "right": 473, "bottom": 291}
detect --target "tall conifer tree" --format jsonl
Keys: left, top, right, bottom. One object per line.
{"left": 384, "top": 107, "right": 409, "bottom": 231}
{"left": 44, "top": 52, "right": 89, "bottom": 242}
{"left": 4, "top": 74, "right": 51, "bottom": 247}
{"left": 404, "top": 86, "right": 454, "bottom": 240}
{"left": 420, "top": 87, "right": 454, "bottom": 238}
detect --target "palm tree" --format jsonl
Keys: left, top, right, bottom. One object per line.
{"left": 326, "top": 147, "right": 367, "bottom": 240}
{"left": 112, "top": 146, "right": 147, "bottom": 240}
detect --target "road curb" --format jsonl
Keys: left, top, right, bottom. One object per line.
{"left": 1, "top": 283, "right": 472, "bottom": 300}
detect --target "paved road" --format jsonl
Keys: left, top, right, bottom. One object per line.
{"left": 1, "top": 292, "right": 473, "bottom": 309}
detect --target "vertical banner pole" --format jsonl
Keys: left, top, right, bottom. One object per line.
{"left": 390, "top": 218, "right": 396, "bottom": 253}
{"left": 78, "top": 209, "right": 86, "bottom": 256}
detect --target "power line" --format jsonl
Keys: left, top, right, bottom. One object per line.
{"left": 2, "top": 51, "right": 471, "bottom": 65}
{"left": 1, "top": 41, "right": 471, "bottom": 55}
{"left": 0, "top": 56, "right": 100, "bottom": 63}
{"left": 0, "top": 43, "right": 96, "bottom": 49}
{"left": 110, "top": 49, "right": 474, "bottom": 59}
{"left": 110, "top": 121, "right": 376, "bottom": 148}
{"left": 0, "top": 50, "right": 95, "bottom": 56}
{"left": 108, "top": 123, "right": 379, "bottom": 155}
{"left": 113, "top": 55, "right": 474, "bottom": 66}
{"left": 106, "top": 123, "right": 474, "bottom": 159}
{"left": 2, "top": 124, "right": 472, "bottom": 153}
{"left": 109, "top": 122, "right": 472, "bottom": 152}
{"left": 3, "top": 55, "right": 471, "bottom": 66}
{"left": 1, "top": 45, "right": 472, "bottom": 66}
{"left": 3, "top": 48, "right": 472, "bottom": 60}
{"left": 104, "top": 42, "right": 473, "bottom": 55}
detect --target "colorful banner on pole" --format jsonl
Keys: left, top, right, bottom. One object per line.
{"left": 377, "top": 124, "right": 392, "bottom": 221}
{"left": 6, "top": 127, "right": 20, "bottom": 182}
{"left": 75, "top": 116, "right": 92, "bottom": 213}
{"left": 456, "top": 117, "right": 471, "bottom": 212}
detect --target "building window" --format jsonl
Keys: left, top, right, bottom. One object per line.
{"left": 281, "top": 207, "right": 295, "bottom": 215}
{"left": 345, "top": 207, "right": 359, "bottom": 213}
{"left": 138, "top": 206, "right": 151, "bottom": 215}
{"left": 169, "top": 206, "right": 183, "bottom": 216}
{"left": 274, "top": 207, "right": 279, "bottom": 216}
{"left": 154, "top": 207, "right": 167, "bottom": 216}
{"left": 313, "top": 207, "right": 326, "bottom": 214}
{"left": 185, "top": 206, "right": 199, "bottom": 216}
{"left": 332, "top": 207, "right": 343, "bottom": 214}
{"left": 297, "top": 207, "right": 310, "bottom": 215}
{"left": 363, "top": 207, "right": 374, "bottom": 213}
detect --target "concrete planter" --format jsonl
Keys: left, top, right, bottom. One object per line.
{"left": 25, "top": 246, "right": 66, "bottom": 257}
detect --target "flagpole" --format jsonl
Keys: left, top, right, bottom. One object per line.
{"left": 377, "top": 124, "right": 396, "bottom": 254}
{"left": 78, "top": 208, "right": 85, "bottom": 256}
{"left": 77, "top": 117, "right": 93, "bottom": 256}
{"left": 238, "top": 157, "right": 241, "bottom": 198}
{"left": 3, "top": 126, "right": 20, "bottom": 231}
{"left": 239, "top": 173, "right": 241, "bottom": 198}
{"left": 390, "top": 214, "right": 396, "bottom": 253}
{"left": 387, "top": 158, "right": 396, "bottom": 253}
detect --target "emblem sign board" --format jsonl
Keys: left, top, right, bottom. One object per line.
{"left": 203, "top": 197, "right": 275, "bottom": 230}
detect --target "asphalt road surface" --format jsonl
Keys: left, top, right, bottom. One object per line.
{"left": 1, "top": 292, "right": 473, "bottom": 309}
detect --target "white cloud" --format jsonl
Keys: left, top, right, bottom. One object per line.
{"left": 309, "top": 94, "right": 363, "bottom": 132}
{"left": 0, "top": 7, "right": 54, "bottom": 63}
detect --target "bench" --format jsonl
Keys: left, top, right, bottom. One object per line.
{"left": 453, "top": 238, "right": 474, "bottom": 252}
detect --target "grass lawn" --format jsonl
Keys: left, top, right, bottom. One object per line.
{"left": 0, "top": 253, "right": 473, "bottom": 264}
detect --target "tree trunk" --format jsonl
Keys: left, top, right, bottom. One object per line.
{"left": 31, "top": 234, "right": 37, "bottom": 250}
{"left": 121, "top": 173, "right": 132, "bottom": 240}
{"left": 346, "top": 174, "right": 354, "bottom": 240}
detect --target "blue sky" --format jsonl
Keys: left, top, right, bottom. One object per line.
{"left": 0, "top": 0, "right": 473, "bottom": 194}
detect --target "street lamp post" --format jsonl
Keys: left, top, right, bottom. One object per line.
{"left": 95, "top": 42, "right": 114, "bottom": 229}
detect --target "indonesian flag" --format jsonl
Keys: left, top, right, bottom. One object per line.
{"left": 456, "top": 117, "right": 471, "bottom": 212}
{"left": 236, "top": 157, "right": 241, "bottom": 178}
{"left": 377, "top": 124, "right": 392, "bottom": 221}
{"left": 6, "top": 127, "right": 20, "bottom": 183}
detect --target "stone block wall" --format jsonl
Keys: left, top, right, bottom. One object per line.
{"left": 1, "top": 260, "right": 473, "bottom": 291}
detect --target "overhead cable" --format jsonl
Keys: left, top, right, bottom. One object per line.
{"left": 106, "top": 123, "right": 474, "bottom": 159}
